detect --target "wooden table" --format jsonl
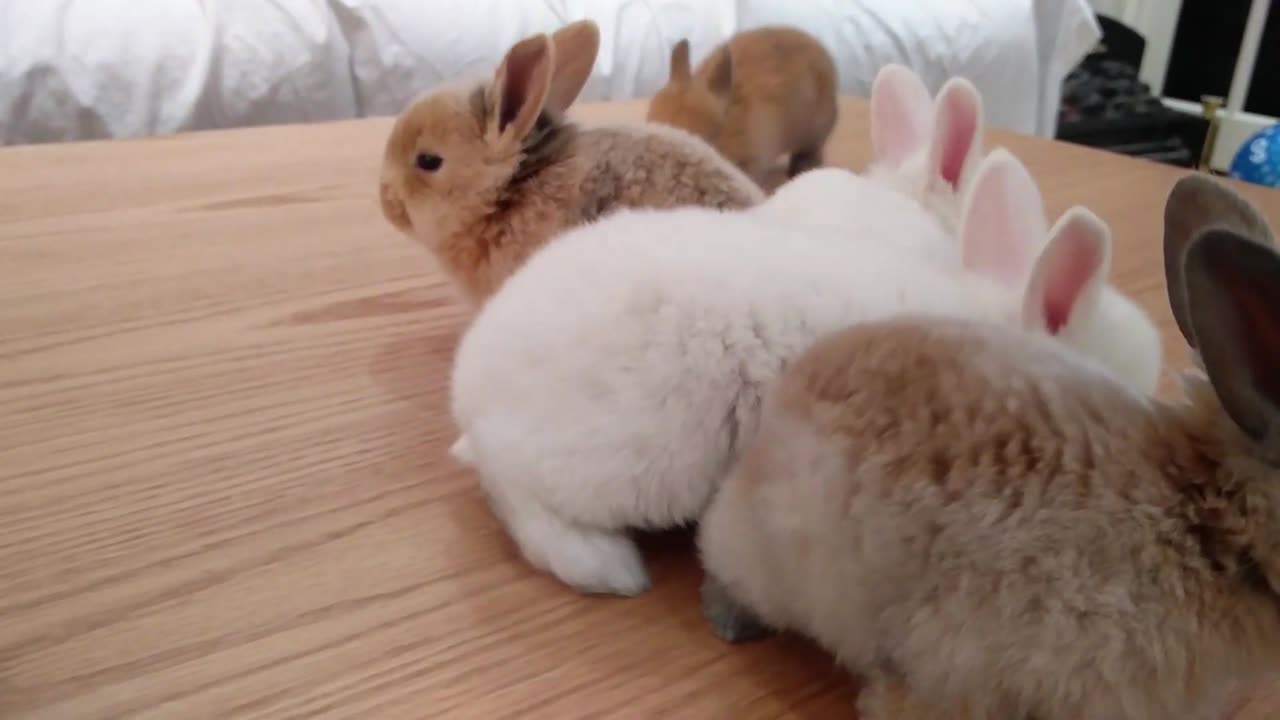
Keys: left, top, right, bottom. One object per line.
{"left": 2, "top": 97, "right": 1279, "bottom": 719}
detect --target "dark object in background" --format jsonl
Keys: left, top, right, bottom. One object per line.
{"left": 1092, "top": 14, "right": 1145, "bottom": 70}
{"left": 1163, "top": 0, "right": 1277, "bottom": 118}
{"left": 1162, "top": 0, "right": 1251, "bottom": 105}
{"left": 1056, "top": 14, "right": 1208, "bottom": 168}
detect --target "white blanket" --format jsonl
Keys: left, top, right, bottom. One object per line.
{"left": 0, "top": 0, "right": 1099, "bottom": 146}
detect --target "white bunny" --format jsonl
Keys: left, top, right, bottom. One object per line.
{"left": 757, "top": 167, "right": 1163, "bottom": 394}
{"left": 759, "top": 64, "right": 983, "bottom": 240}
{"left": 448, "top": 148, "right": 1154, "bottom": 597}
{"left": 759, "top": 64, "right": 1162, "bottom": 395}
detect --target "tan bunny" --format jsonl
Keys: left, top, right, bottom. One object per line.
{"left": 696, "top": 174, "right": 1280, "bottom": 719}
{"left": 379, "top": 20, "right": 764, "bottom": 307}
{"left": 646, "top": 27, "right": 838, "bottom": 191}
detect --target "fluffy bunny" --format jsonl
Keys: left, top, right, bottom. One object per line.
{"left": 448, "top": 149, "right": 1150, "bottom": 598}
{"left": 696, "top": 173, "right": 1280, "bottom": 720}
{"left": 751, "top": 63, "right": 984, "bottom": 273}
{"left": 757, "top": 65, "right": 980, "bottom": 261}
{"left": 379, "top": 20, "right": 763, "bottom": 307}
{"left": 866, "top": 63, "right": 985, "bottom": 235}
{"left": 759, "top": 152, "right": 1163, "bottom": 395}
{"left": 645, "top": 26, "right": 838, "bottom": 191}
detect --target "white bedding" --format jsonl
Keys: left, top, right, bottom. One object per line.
{"left": 0, "top": 0, "right": 1100, "bottom": 146}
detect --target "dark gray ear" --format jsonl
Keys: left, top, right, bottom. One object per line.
{"left": 705, "top": 48, "right": 733, "bottom": 97}
{"left": 670, "top": 39, "right": 692, "bottom": 83}
{"left": 1184, "top": 229, "right": 1280, "bottom": 444}
{"left": 1164, "top": 173, "right": 1274, "bottom": 346}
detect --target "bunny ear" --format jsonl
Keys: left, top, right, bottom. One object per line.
{"left": 488, "top": 33, "right": 555, "bottom": 143}
{"left": 1183, "top": 229, "right": 1280, "bottom": 443}
{"left": 670, "top": 39, "right": 692, "bottom": 83}
{"left": 704, "top": 47, "right": 734, "bottom": 97}
{"left": 1021, "top": 207, "right": 1112, "bottom": 336}
{"left": 926, "top": 77, "right": 984, "bottom": 190}
{"left": 546, "top": 20, "right": 600, "bottom": 113}
{"left": 870, "top": 64, "right": 933, "bottom": 168}
{"left": 1164, "top": 173, "right": 1275, "bottom": 346}
{"left": 957, "top": 148, "right": 1044, "bottom": 287}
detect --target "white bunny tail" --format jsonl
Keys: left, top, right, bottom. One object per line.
{"left": 488, "top": 486, "right": 652, "bottom": 596}
{"left": 449, "top": 434, "right": 475, "bottom": 464}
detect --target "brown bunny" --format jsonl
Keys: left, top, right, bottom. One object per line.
{"left": 696, "top": 174, "right": 1280, "bottom": 719}
{"left": 646, "top": 26, "right": 838, "bottom": 191}
{"left": 379, "top": 20, "right": 763, "bottom": 307}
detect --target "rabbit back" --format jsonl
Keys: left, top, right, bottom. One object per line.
{"left": 699, "top": 316, "right": 1276, "bottom": 719}
{"left": 451, "top": 205, "right": 1014, "bottom": 595}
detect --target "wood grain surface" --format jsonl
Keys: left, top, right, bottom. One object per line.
{"left": 2, "top": 97, "right": 1279, "bottom": 719}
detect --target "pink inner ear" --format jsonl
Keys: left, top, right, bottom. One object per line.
{"left": 496, "top": 39, "right": 550, "bottom": 134}
{"left": 871, "top": 68, "right": 931, "bottom": 166}
{"left": 1041, "top": 235, "right": 1103, "bottom": 333}
{"left": 500, "top": 78, "right": 523, "bottom": 130}
{"left": 959, "top": 154, "right": 1042, "bottom": 287}
{"left": 938, "top": 102, "right": 976, "bottom": 188}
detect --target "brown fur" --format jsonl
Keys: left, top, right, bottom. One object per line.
{"left": 379, "top": 20, "right": 763, "bottom": 307}
{"left": 696, "top": 174, "right": 1280, "bottom": 720}
{"left": 646, "top": 26, "right": 838, "bottom": 191}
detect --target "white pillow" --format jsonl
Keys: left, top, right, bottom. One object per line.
{"left": 0, "top": 0, "right": 357, "bottom": 144}
{"left": 331, "top": 0, "right": 741, "bottom": 116}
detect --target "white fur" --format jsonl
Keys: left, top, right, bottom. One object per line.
{"left": 863, "top": 153, "right": 972, "bottom": 235}
{"left": 757, "top": 167, "right": 963, "bottom": 268}
{"left": 759, "top": 153, "right": 1165, "bottom": 397}
{"left": 862, "top": 65, "right": 988, "bottom": 235}
{"left": 449, "top": 174, "right": 1126, "bottom": 595}
{"left": 449, "top": 435, "right": 475, "bottom": 464}
{"left": 1065, "top": 289, "right": 1164, "bottom": 395}
{"left": 862, "top": 64, "right": 1158, "bottom": 390}
{"left": 760, "top": 66, "right": 1162, "bottom": 396}
{"left": 449, "top": 146, "right": 1164, "bottom": 595}
{"left": 750, "top": 66, "right": 982, "bottom": 240}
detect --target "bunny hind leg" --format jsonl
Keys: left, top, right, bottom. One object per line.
{"left": 491, "top": 490, "right": 651, "bottom": 596}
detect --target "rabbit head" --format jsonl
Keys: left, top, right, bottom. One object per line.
{"left": 646, "top": 39, "right": 735, "bottom": 143}
{"left": 865, "top": 63, "right": 985, "bottom": 235}
{"left": 958, "top": 148, "right": 1163, "bottom": 394}
{"left": 379, "top": 20, "right": 600, "bottom": 252}
{"left": 1166, "top": 173, "right": 1280, "bottom": 437}
{"left": 1163, "top": 174, "right": 1280, "bottom": 602}
{"left": 1023, "top": 209, "right": 1163, "bottom": 394}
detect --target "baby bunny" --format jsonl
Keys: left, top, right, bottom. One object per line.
{"left": 697, "top": 173, "right": 1280, "bottom": 720}
{"left": 448, "top": 148, "right": 1147, "bottom": 598}
{"left": 645, "top": 26, "right": 838, "bottom": 191}
{"left": 379, "top": 20, "right": 763, "bottom": 307}
{"left": 759, "top": 149, "right": 1163, "bottom": 395}
{"left": 865, "top": 63, "right": 985, "bottom": 234}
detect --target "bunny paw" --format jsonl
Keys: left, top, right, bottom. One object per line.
{"left": 499, "top": 498, "right": 651, "bottom": 597}
{"left": 701, "top": 574, "right": 772, "bottom": 643}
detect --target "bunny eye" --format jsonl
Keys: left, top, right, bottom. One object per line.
{"left": 415, "top": 152, "right": 443, "bottom": 172}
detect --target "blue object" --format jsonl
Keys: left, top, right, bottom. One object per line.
{"left": 1229, "top": 122, "right": 1280, "bottom": 188}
